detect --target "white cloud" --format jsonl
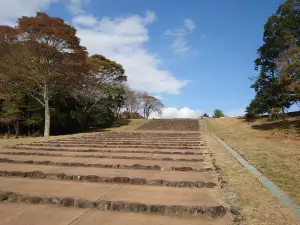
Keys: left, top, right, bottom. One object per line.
{"left": 0, "top": 1, "right": 189, "bottom": 95}
{"left": 184, "top": 19, "right": 195, "bottom": 32}
{"left": 67, "top": 0, "right": 90, "bottom": 14}
{"left": 0, "top": 0, "right": 56, "bottom": 25}
{"left": 149, "top": 107, "right": 201, "bottom": 119}
{"left": 73, "top": 11, "right": 189, "bottom": 94}
{"left": 72, "top": 14, "right": 98, "bottom": 27}
{"left": 165, "top": 19, "right": 195, "bottom": 53}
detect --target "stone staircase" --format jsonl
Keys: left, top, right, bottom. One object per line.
{"left": 0, "top": 119, "right": 233, "bottom": 225}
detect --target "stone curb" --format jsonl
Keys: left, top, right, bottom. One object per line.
{"left": 0, "top": 170, "right": 217, "bottom": 188}
{"left": 202, "top": 120, "right": 244, "bottom": 224}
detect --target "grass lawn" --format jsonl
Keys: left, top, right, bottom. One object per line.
{"left": 206, "top": 117, "right": 300, "bottom": 206}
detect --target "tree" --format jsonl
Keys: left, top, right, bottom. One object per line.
{"left": 140, "top": 93, "right": 164, "bottom": 119}
{"left": 72, "top": 54, "right": 127, "bottom": 126}
{"left": 202, "top": 113, "right": 209, "bottom": 118}
{"left": 0, "top": 12, "right": 88, "bottom": 136}
{"left": 278, "top": 45, "right": 300, "bottom": 99}
{"left": 123, "top": 86, "right": 143, "bottom": 118}
{"left": 0, "top": 94, "right": 23, "bottom": 136}
{"left": 250, "top": 0, "right": 300, "bottom": 116}
{"left": 213, "top": 109, "right": 224, "bottom": 118}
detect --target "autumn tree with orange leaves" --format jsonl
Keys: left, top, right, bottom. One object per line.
{"left": 0, "top": 12, "right": 88, "bottom": 136}
{"left": 0, "top": 12, "right": 165, "bottom": 136}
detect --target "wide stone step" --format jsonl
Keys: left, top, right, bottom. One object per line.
{"left": 60, "top": 136, "right": 203, "bottom": 141}
{"left": 68, "top": 136, "right": 202, "bottom": 140}
{"left": 23, "top": 143, "right": 203, "bottom": 149}
{"left": 5, "top": 146, "right": 209, "bottom": 155}
{"left": 78, "top": 134, "right": 200, "bottom": 137}
{"left": 0, "top": 149, "right": 207, "bottom": 161}
{"left": 0, "top": 163, "right": 214, "bottom": 181}
{"left": 136, "top": 119, "right": 200, "bottom": 131}
{"left": 0, "top": 178, "right": 226, "bottom": 217}
{"left": 66, "top": 138, "right": 203, "bottom": 142}
{"left": 48, "top": 135, "right": 203, "bottom": 139}
{"left": 78, "top": 132, "right": 201, "bottom": 136}
{"left": 0, "top": 164, "right": 217, "bottom": 188}
{"left": 9, "top": 145, "right": 209, "bottom": 152}
{"left": 0, "top": 203, "right": 229, "bottom": 225}
{"left": 46, "top": 138, "right": 204, "bottom": 142}
{"left": 37, "top": 142, "right": 204, "bottom": 147}
{"left": 43, "top": 141, "right": 205, "bottom": 146}
{"left": 62, "top": 137, "right": 203, "bottom": 141}
{"left": 0, "top": 154, "right": 212, "bottom": 169}
{"left": 0, "top": 155, "right": 214, "bottom": 172}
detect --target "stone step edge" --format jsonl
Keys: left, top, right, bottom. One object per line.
{"left": 0, "top": 191, "right": 227, "bottom": 218}
{"left": 77, "top": 134, "right": 201, "bottom": 135}
{"left": 0, "top": 170, "right": 217, "bottom": 188}
{"left": 0, "top": 158, "right": 214, "bottom": 172}
{"left": 22, "top": 144, "right": 205, "bottom": 149}
{"left": 43, "top": 142, "right": 205, "bottom": 146}
{"left": 6, "top": 147, "right": 209, "bottom": 155}
{"left": 65, "top": 139, "right": 203, "bottom": 141}
{"left": 0, "top": 152, "right": 206, "bottom": 162}
{"left": 44, "top": 140, "right": 205, "bottom": 143}
{"left": 32, "top": 142, "right": 205, "bottom": 146}
{"left": 51, "top": 139, "right": 203, "bottom": 141}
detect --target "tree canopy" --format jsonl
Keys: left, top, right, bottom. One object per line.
{"left": 213, "top": 109, "right": 224, "bottom": 118}
{"left": 247, "top": 0, "right": 300, "bottom": 117}
{"left": 0, "top": 12, "right": 163, "bottom": 137}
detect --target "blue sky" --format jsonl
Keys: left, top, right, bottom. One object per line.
{"left": 0, "top": 0, "right": 286, "bottom": 117}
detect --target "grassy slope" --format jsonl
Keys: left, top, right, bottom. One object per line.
{"left": 206, "top": 117, "right": 300, "bottom": 206}
{"left": 205, "top": 133, "right": 299, "bottom": 225}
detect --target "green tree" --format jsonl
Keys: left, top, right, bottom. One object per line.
{"left": 213, "top": 109, "right": 224, "bottom": 118}
{"left": 0, "top": 95, "right": 23, "bottom": 136}
{"left": 251, "top": 0, "right": 300, "bottom": 115}
{"left": 202, "top": 113, "right": 209, "bottom": 118}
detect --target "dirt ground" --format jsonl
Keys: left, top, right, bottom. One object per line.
{"left": 206, "top": 117, "right": 300, "bottom": 207}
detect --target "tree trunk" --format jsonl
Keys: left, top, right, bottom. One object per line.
{"left": 281, "top": 107, "right": 285, "bottom": 120}
{"left": 44, "top": 86, "right": 50, "bottom": 137}
{"left": 14, "top": 120, "right": 19, "bottom": 137}
{"left": 6, "top": 124, "right": 11, "bottom": 138}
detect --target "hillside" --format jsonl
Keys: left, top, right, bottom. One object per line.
{"left": 206, "top": 117, "right": 300, "bottom": 206}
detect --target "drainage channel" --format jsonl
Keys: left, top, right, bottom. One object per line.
{"left": 211, "top": 132, "right": 300, "bottom": 220}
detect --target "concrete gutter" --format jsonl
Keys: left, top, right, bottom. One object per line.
{"left": 211, "top": 133, "right": 300, "bottom": 220}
